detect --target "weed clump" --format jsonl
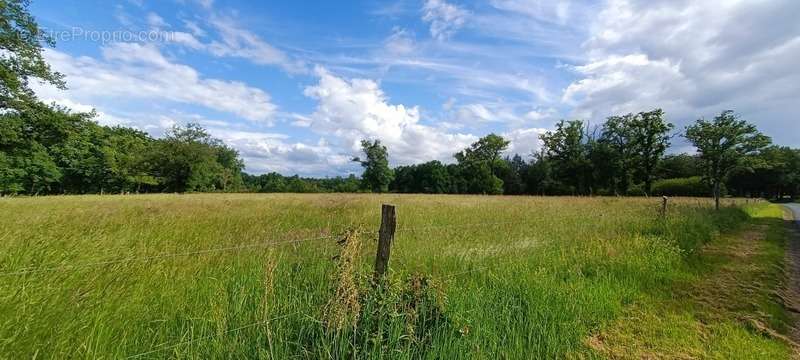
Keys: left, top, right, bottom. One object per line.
{"left": 324, "top": 228, "right": 364, "bottom": 331}
{"left": 321, "top": 228, "right": 452, "bottom": 357}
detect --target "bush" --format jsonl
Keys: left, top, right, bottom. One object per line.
{"left": 627, "top": 183, "right": 647, "bottom": 196}
{"left": 652, "top": 177, "right": 721, "bottom": 197}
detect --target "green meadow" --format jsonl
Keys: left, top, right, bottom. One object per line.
{"left": 0, "top": 194, "right": 792, "bottom": 358}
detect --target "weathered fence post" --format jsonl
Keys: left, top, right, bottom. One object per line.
{"left": 661, "top": 196, "right": 669, "bottom": 219}
{"left": 374, "top": 204, "right": 396, "bottom": 282}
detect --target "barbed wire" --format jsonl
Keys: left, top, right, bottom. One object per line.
{"left": 126, "top": 311, "right": 300, "bottom": 359}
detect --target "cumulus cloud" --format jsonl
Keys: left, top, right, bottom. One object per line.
{"left": 36, "top": 43, "right": 277, "bottom": 124}
{"left": 303, "top": 67, "right": 476, "bottom": 165}
{"left": 503, "top": 127, "right": 548, "bottom": 157}
{"left": 565, "top": 0, "right": 800, "bottom": 145}
{"left": 422, "top": 0, "right": 468, "bottom": 41}
{"left": 203, "top": 128, "right": 353, "bottom": 175}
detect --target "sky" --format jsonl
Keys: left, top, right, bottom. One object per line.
{"left": 29, "top": 0, "right": 800, "bottom": 177}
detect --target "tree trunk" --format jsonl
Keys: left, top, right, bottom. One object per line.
{"left": 714, "top": 181, "right": 721, "bottom": 211}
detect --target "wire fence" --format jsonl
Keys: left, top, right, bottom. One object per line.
{"left": 3, "top": 198, "right": 741, "bottom": 278}
{"left": 0, "top": 219, "right": 529, "bottom": 277}
{"left": 126, "top": 311, "right": 301, "bottom": 359}
{"left": 0, "top": 234, "right": 337, "bottom": 277}
{"left": 1, "top": 199, "right": 747, "bottom": 356}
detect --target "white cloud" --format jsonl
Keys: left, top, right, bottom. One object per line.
{"left": 183, "top": 20, "right": 207, "bottom": 37}
{"left": 208, "top": 128, "right": 355, "bottom": 176}
{"left": 36, "top": 43, "right": 277, "bottom": 124}
{"left": 470, "top": 0, "right": 591, "bottom": 59}
{"left": 154, "top": 12, "right": 304, "bottom": 74}
{"left": 456, "top": 104, "right": 495, "bottom": 123}
{"left": 384, "top": 28, "right": 416, "bottom": 56}
{"left": 303, "top": 67, "right": 476, "bottom": 165}
{"left": 489, "top": 0, "right": 573, "bottom": 25}
{"left": 178, "top": 0, "right": 214, "bottom": 10}
{"left": 447, "top": 102, "right": 559, "bottom": 130}
{"left": 197, "top": 0, "right": 214, "bottom": 9}
{"left": 40, "top": 98, "right": 136, "bottom": 128}
{"left": 167, "top": 31, "right": 205, "bottom": 49}
{"left": 147, "top": 12, "right": 169, "bottom": 29}
{"left": 422, "top": 0, "right": 468, "bottom": 41}
{"left": 565, "top": 0, "right": 800, "bottom": 145}
{"left": 503, "top": 127, "right": 548, "bottom": 157}
{"left": 205, "top": 15, "right": 307, "bottom": 73}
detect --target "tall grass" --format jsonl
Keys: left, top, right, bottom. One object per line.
{"left": 0, "top": 194, "right": 756, "bottom": 358}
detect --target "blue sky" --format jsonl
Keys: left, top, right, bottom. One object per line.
{"left": 29, "top": 0, "right": 800, "bottom": 176}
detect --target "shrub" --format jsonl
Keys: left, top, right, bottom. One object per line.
{"left": 652, "top": 177, "right": 722, "bottom": 197}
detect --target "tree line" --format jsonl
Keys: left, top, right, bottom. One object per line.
{"left": 344, "top": 109, "right": 798, "bottom": 208}
{"left": 0, "top": 104, "right": 245, "bottom": 195}
{"left": 0, "top": 0, "right": 247, "bottom": 195}
{"left": 1, "top": 0, "right": 798, "bottom": 201}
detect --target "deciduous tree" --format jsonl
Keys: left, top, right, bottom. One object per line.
{"left": 353, "top": 139, "right": 393, "bottom": 193}
{"left": 0, "top": 0, "right": 66, "bottom": 110}
{"left": 685, "top": 110, "right": 771, "bottom": 210}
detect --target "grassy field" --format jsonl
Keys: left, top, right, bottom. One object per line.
{"left": 0, "top": 194, "right": 792, "bottom": 358}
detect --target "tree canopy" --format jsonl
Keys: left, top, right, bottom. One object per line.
{"left": 353, "top": 139, "right": 394, "bottom": 193}
{"left": 685, "top": 110, "right": 771, "bottom": 209}
{"left": 0, "top": 0, "right": 65, "bottom": 110}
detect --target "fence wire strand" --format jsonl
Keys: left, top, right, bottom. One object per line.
{"left": 126, "top": 311, "right": 300, "bottom": 359}
{"left": 1, "top": 219, "right": 527, "bottom": 277}
{"left": 0, "top": 235, "right": 336, "bottom": 277}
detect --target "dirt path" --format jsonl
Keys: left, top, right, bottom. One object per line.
{"left": 783, "top": 204, "right": 800, "bottom": 345}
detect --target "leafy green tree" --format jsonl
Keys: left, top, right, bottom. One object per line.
{"left": 213, "top": 143, "right": 244, "bottom": 191}
{"left": 455, "top": 133, "right": 510, "bottom": 179}
{"left": 445, "top": 163, "right": 467, "bottom": 194}
{"left": 598, "top": 114, "right": 635, "bottom": 194}
{"left": 460, "top": 160, "right": 503, "bottom": 195}
{"left": 655, "top": 154, "right": 703, "bottom": 180}
{"left": 628, "top": 109, "right": 674, "bottom": 194}
{"left": 0, "top": 143, "right": 58, "bottom": 195}
{"left": 390, "top": 161, "right": 452, "bottom": 194}
{"left": 330, "top": 174, "right": 361, "bottom": 193}
{"left": 353, "top": 139, "right": 393, "bottom": 193}
{"left": 101, "top": 127, "right": 157, "bottom": 193}
{"left": 685, "top": 110, "right": 771, "bottom": 210}
{"left": 587, "top": 139, "right": 620, "bottom": 195}
{"left": 525, "top": 150, "right": 555, "bottom": 195}
{"left": 285, "top": 175, "right": 319, "bottom": 193}
{"left": 415, "top": 161, "right": 451, "bottom": 193}
{"left": 540, "top": 120, "right": 591, "bottom": 195}
{"left": 453, "top": 134, "right": 510, "bottom": 195}
{"left": 728, "top": 146, "right": 800, "bottom": 199}
{"left": 503, "top": 154, "right": 527, "bottom": 195}
{"left": 0, "top": 0, "right": 66, "bottom": 109}
{"left": 597, "top": 109, "right": 673, "bottom": 195}
{"left": 151, "top": 123, "right": 242, "bottom": 193}
{"left": 0, "top": 103, "right": 84, "bottom": 194}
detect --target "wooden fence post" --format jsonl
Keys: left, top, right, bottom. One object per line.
{"left": 374, "top": 204, "right": 396, "bottom": 282}
{"left": 661, "top": 196, "right": 669, "bottom": 218}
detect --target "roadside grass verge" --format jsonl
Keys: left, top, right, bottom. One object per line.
{"left": 584, "top": 204, "right": 795, "bottom": 359}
